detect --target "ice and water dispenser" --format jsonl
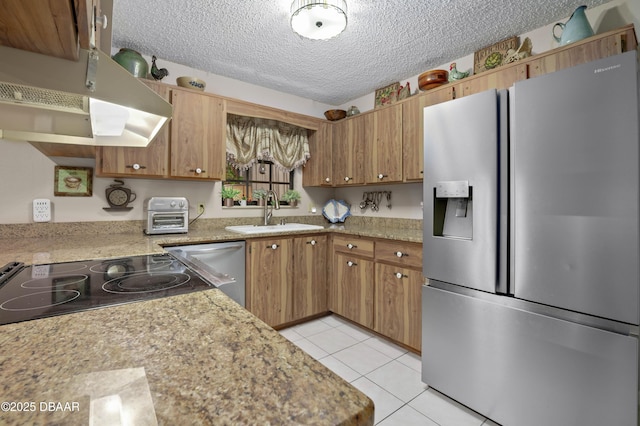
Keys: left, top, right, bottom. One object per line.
{"left": 423, "top": 89, "right": 505, "bottom": 294}
{"left": 433, "top": 180, "right": 472, "bottom": 240}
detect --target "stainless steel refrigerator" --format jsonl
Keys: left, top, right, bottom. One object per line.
{"left": 422, "top": 50, "right": 640, "bottom": 426}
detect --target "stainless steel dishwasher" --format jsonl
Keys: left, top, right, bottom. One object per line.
{"left": 165, "top": 241, "right": 245, "bottom": 307}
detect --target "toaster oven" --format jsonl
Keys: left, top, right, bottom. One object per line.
{"left": 144, "top": 197, "right": 189, "bottom": 235}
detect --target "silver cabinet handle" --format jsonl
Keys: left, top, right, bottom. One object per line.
{"left": 395, "top": 272, "right": 408, "bottom": 279}
{"left": 268, "top": 244, "right": 279, "bottom": 250}
{"left": 346, "top": 243, "right": 357, "bottom": 249}
{"left": 190, "top": 168, "right": 205, "bottom": 174}
{"left": 395, "top": 251, "right": 408, "bottom": 258}
{"left": 306, "top": 240, "right": 317, "bottom": 246}
{"left": 126, "top": 163, "right": 146, "bottom": 170}
{"left": 347, "top": 261, "right": 357, "bottom": 267}
{"left": 377, "top": 173, "right": 387, "bottom": 179}
{"left": 344, "top": 176, "right": 352, "bottom": 182}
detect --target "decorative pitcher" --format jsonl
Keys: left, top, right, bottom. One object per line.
{"left": 553, "top": 5, "right": 594, "bottom": 46}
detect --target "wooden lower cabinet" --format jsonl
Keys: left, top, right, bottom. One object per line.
{"left": 329, "top": 235, "right": 423, "bottom": 352}
{"left": 374, "top": 263, "right": 422, "bottom": 351}
{"left": 247, "top": 235, "right": 327, "bottom": 328}
{"left": 247, "top": 237, "right": 293, "bottom": 327}
{"left": 330, "top": 252, "right": 375, "bottom": 329}
{"left": 292, "top": 235, "right": 328, "bottom": 319}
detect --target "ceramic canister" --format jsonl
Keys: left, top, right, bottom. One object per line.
{"left": 112, "top": 48, "right": 149, "bottom": 78}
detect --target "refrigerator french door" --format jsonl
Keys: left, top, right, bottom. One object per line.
{"left": 422, "top": 50, "right": 640, "bottom": 426}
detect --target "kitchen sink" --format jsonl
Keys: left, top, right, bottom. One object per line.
{"left": 225, "top": 223, "right": 324, "bottom": 234}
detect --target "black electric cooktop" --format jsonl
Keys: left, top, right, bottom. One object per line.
{"left": 0, "top": 253, "right": 214, "bottom": 326}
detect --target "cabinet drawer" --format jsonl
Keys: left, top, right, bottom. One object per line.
{"left": 333, "top": 235, "right": 374, "bottom": 258}
{"left": 375, "top": 240, "right": 423, "bottom": 268}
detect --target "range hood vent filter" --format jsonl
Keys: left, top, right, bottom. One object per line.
{"left": 0, "top": 82, "right": 87, "bottom": 113}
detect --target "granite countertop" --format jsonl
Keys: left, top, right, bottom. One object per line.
{"left": 0, "top": 220, "right": 422, "bottom": 266}
{"left": 0, "top": 289, "right": 374, "bottom": 425}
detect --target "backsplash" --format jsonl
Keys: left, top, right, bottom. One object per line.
{"left": 0, "top": 216, "right": 421, "bottom": 239}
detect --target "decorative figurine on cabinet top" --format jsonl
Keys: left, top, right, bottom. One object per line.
{"left": 151, "top": 55, "right": 169, "bottom": 81}
{"left": 448, "top": 63, "right": 470, "bottom": 82}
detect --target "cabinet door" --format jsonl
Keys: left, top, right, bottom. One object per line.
{"left": 331, "top": 252, "right": 374, "bottom": 328}
{"left": 333, "top": 115, "right": 368, "bottom": 186}
{"left": 403, "top": 86, "right": 455, "bottom": 181}
{"left": 0, "top": 0, "right": 79, "bottom": 60}
{"left": 457, "top": 64, "right": 527, "bottom": 97}
{"left": 529, "top": 33, "right": 625, "bottom": 79}
{"left": 247, "top": 238, "right": 293, "bottom": 327}
{"left": 292, "top": 235, "right": 328, "bottom": 319}
{"left": 368, "top": 104, "right": 403, "bottom": 184}
{"left": 97, "top": 81, "right": 170, "bottom": 178}
{"left": 302, "top": 122, "right": 333, "bottom": 187}
{"left": 170, "top": 89, "right": 226, "bottom": 180}
{"left": 374, "top": 263, "right": 422, "bottom": 350}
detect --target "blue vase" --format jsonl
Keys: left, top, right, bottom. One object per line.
{"left": 553, "top": 5, "right": 594, "bottom": 46}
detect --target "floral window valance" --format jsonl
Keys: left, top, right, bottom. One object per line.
{"left": 226, "top": 114, "right": 311, "bottom": 172}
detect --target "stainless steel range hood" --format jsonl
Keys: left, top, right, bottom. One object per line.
{"left": 0, "top": 45, "right": 172, "bottom": 147}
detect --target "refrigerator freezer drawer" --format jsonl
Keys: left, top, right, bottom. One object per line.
{"left": 422, "top": 285, "right": 638, "bottom": 426}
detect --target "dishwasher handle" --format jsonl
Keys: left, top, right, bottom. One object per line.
{"left": 180, "top": 244, "right": 244, "bottom": 255}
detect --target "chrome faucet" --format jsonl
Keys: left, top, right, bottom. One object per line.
{"left": 263, "top": 190, "right": 280, "bottom": 225}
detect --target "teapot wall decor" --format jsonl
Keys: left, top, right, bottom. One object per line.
{"left": 553, "top": 5, "right": 594, "bottom": 46}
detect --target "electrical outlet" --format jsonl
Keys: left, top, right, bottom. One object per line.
{"left": 197, "top": 203, "right": 205, "bottom": 215}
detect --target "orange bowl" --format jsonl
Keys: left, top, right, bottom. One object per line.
{"left": 418, "top": 69, "right": 449, "bottom": 91}
{"left": 324, "top": 109, "right": 347, "bottom": 121}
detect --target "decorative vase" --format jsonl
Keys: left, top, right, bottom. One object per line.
{"left": 552, "top": 5, "right": 594, "bottom": 46}
{"left": 112, "top": 48, "right": 149, "bottom": 78}
{"left": 258, "top": 199, "right": 265, "bottom": 207}
{"left": 224, "top": 198, "right": 234, "bottom": 207}
{"left": 290, "top": 200, "right": 299, "bottom": 207}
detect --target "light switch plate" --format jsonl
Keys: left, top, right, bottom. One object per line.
{"left": 33, "top": 198, "right": 51, "bottom": 222}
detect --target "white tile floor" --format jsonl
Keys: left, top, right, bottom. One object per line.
{"left": 279, "top": 314, "right": 500, "bottom": 426}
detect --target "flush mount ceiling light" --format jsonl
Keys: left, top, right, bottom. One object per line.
{"left": 290, "top": 0, "right": 347, "bottom": 40}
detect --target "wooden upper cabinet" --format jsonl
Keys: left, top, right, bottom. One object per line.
{"left": 333, "top": 114, "right": 368, "bottom": 186}
{"left": 170, "top": 88, "right": 226, "bottom": 180}
{"left": 527, "top": 25, "right": 637, "bottom": 79}
{"left": 303, "top": 121, "right": 333, "bottom": 187}
{"left": 455, "top": 63, "right": 527, "bottom": 97}
{"left": 97, "top": 81, "right": 170, "bottom": 178}
{"left": 0, "top": 0, "right": 79, "bottom": 60}
{"left": 367, "top": 104, "right": 403, "bottom": 184}
{"left": 403, "top": 86, "right": 455, "bottom": 181}
{"left": 0, "top": 0, "right": 107, "bottom": 60}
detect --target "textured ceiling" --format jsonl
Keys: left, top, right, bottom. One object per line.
{"left": 111, "top": 0, "right": 613, "bottom": 105}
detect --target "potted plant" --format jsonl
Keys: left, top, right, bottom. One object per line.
{"left": 221, "top": 187, "right": 241, "bottom": 207}
{"left": 282, "top": 189, "right": 301, "bottom": 207}
{"left": 252, "top": 189, "right": 268, "bottom": 206}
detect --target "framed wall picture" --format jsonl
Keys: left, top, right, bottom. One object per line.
{"left": 54, "top": 166, "right": 93, "bottom": 196}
